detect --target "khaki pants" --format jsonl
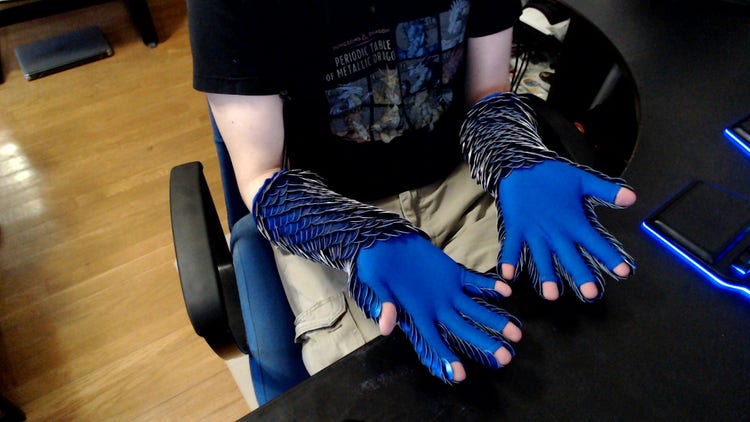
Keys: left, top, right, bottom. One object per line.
{"left": 272, "top": 162, "right": 499, "bottom": 375}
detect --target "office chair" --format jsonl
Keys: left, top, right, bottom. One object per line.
{"left": 169, "top": 112, "right": 308, "bottom": 407}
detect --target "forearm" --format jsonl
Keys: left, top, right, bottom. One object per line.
{"left": 460, "top": 92, "right": 630, "bottom": 197}
{"left": 465, "top": 27, "right": 514, "bottom": 106}
{"left": 460, "top": 92, "right": 557, "bottom": 197}
{"left": 207, "top": 93, "right": 423, "bottom": 272}
{"left": 252, "top": 169, "right": 424, "bottom": 271}
{"left": 207, "top": 93, "right": 285, "bottom": 206}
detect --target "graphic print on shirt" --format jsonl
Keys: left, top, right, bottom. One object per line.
{"left": 324, "top": 0, "right": 470, "bottom": 143}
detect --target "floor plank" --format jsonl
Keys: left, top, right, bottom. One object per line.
{"left": 0, "top": 0, "right": 249, "bottom": 419}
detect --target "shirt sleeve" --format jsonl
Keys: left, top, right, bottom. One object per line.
{"left": 467, "top": 0, "right": 522, "bottom": 38}
{"left": 187, "top": 0, "right": 282, "bottom": 95}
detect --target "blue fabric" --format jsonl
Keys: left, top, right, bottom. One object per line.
{"left": 354, "top": 233, "right": 519, "bottom": 382}
{"left": 498, "top": 159, "right": 627, "bottom": 300}
{"left": 231, "top": 213, "right": 308, "bottom": 405}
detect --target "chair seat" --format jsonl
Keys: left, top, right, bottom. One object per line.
{"left": 230, "top": 213, "right": 309, "bottom": 405}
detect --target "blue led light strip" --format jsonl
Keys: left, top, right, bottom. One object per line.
{"left": 731, "top": 264, "right": 749, "bottom": 277}
{"left": 724, "top": 128, "right": 750, "bottom": 157}
{"left": 641, "top": 221, "right": 750, "bottom": 299}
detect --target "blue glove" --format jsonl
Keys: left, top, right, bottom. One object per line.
{"left": 498, "top": 159, "right": 633, "bottom": 301}
{"left": 355, "top": 232, "right": 520, "bottom": 382}
{"left": 460, "top": 92, "right": 635, "bottom": 302}
{"left": 253, "top": 169, "right": 521, "bottom": 383}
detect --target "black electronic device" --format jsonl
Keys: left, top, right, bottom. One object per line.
{"left": 642, "top": 181, "right": 750, "bottom": 298}
{"left": 14, "top": 26, "right": 113, "bottom": 81}
{"left": 724, "top": 112, "right": 750, "bottom": 157}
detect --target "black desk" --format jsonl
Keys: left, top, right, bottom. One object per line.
{"left": 244, "top": 1, "right": 750, "bottom": 420}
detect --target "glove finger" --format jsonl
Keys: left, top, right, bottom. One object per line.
{"left": 551, "top": 239, "right": 602, "bottom": 301}
{"left": 461, "top": 268, "right": 497, "bottom": 290}
{"left": 499, "top": 225, "right": 523, "bottom": 275}
{"left": 577, "top": 167, "right": 623, "bottom": 205}
{"left": 400, "top": 312, "right": 460, "bottom": 382}
{"left": 573, "top": 223, "right": 629, "bottom": 272}
{"left": 348, "top": 272, "right": 394, "bottom": 321}
{"left": 377, "top": 302, "right": 398, "bottom": 336}
{"left": 527, "top": 234, "right": 565, "bottom": 300}
{"left": 454, "top": 295, "right": 520, "bottom": 342}
{"left": 526, "top": 235, "right": 558, "bottom": 283}
{"left": 461, "top": 269, "right": 512, "bottom": 299}
{"left": 551, "top": 238, "right": 595, "bottom": 285}
{"left": 439, "top": 312, "right": 509, "bottom": 369}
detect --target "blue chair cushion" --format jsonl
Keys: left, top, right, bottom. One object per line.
{"left": 231, "top": 213, "right": 309, "bottom": 405}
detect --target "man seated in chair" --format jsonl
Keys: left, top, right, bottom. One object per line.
{"left": 186, "top": 0, "right": 636, "bottom": 383}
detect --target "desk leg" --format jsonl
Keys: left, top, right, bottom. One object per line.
{"left": 122, "top": 0, "right": 158, "bottom": 48}
{"left": 0, "top": 395, "right": 25, "bottom": 421}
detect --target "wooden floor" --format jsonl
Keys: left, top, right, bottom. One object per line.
{"left": 0, "top": 0, "right": 251, "bottom": 420}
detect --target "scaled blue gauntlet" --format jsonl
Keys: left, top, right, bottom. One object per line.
{"left": 253, "top": 170, "right": 519, "bottom": 381}
{"left": 460, "top": 92, "right": 634, "bottom": 301}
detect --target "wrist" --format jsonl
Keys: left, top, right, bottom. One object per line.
{"left": 252, "top": 168, "right": 424, "bottom": 270}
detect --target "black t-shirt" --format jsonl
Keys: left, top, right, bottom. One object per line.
{"left": 188, "top": 0, "right": 521, "bottom": 200}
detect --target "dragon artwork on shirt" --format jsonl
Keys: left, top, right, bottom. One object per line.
{"left": 324, "top": 0, "right": 469, "bottom": 143}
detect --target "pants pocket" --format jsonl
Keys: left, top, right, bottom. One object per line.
{"left": 295, "top": 292, "right": 376, "bottom": 375}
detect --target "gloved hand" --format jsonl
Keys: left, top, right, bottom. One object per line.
{"left": 253, "top": 169, "right": 521, "bottom": 383}
{"left": 460, "top": 92, "right": 636, "bottom": 302}
{"left": 355, "top": 232, "right": 522, "bottom": 382}
{"left": 497, "top": 159, "right": 636, "bottom": 301}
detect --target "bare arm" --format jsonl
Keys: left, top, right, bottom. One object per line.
{"left": 206, "top": 93, "right": 285, "bottom": 206}
{"left": 465, "top": 27, "right": 514, "bottom": 105}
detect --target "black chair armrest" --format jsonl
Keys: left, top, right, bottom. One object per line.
{"left": 169, "top": 162, "right": 248, "bottom": 359}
